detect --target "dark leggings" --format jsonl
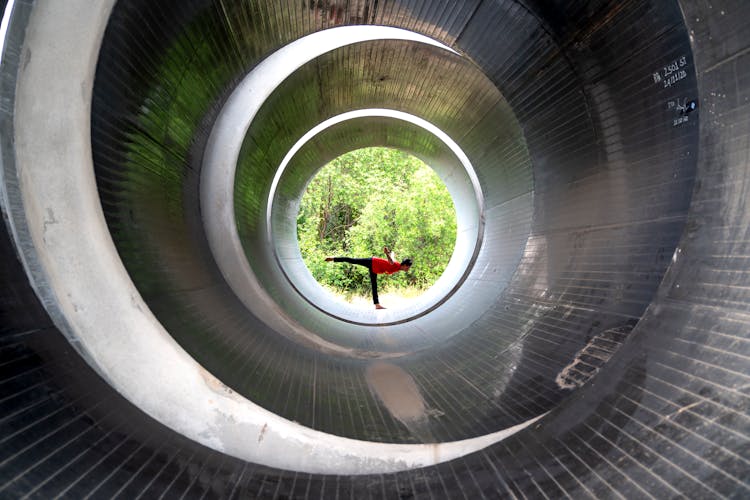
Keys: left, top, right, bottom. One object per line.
{"left": 333, "top": 257, "right": 379, "bottom": 305}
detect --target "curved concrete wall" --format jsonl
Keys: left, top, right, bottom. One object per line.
{"left": 1, "top": 0, "right": 748, "bottom": 497}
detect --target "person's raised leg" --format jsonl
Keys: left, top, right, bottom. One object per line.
{"left": 328, "top": 257, "right": 370, "bottom": 268}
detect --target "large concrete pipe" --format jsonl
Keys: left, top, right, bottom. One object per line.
{"left": 1, "top": 0, "right": 748, "bottom": 497}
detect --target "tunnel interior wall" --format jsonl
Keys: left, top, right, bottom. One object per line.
{"left": 89, "top": 0, "right": 697, "bottom": 445}
{"left": 0, "top": 0, "right": 748, "bottom": 498}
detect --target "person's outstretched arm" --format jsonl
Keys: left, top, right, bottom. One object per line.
{"left": 383, "top": 246, "right": 396, "bottom": 264}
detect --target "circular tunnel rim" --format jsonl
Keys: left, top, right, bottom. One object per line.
{"left": 222, "top": 32, "right": 536, "bottom": 358}
{"left": 0, "top": 3, "right": 545, "bottom": 475}
{"left": 267, "top": 108, "right": 485, "bottom": 327}
{"left": 200, "top": 25, "right": 463, "bottom": 335}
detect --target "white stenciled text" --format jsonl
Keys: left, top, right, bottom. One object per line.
{"left": 653, "top": 55, "right": 688, "bottom": 88}
{"left": 673, "top": 115, "right": 689, "bottom": 127}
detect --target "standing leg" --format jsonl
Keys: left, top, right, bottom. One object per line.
{"left": 368, "top": 269, "right": 380, "bottom": 306}
{"left": 331, "top": 257, "right": 382, "bottom": 308}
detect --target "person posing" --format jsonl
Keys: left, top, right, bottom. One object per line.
{"left": 325, "top": 246, "right": 412, "bottom": 309}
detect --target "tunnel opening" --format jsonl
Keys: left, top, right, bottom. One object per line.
{"left": 1, "top": 0, "right": 749, "bottom": 496}
{"left": 296, "top": 146, "right": 458, "bottom": 307}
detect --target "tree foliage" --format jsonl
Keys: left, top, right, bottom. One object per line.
{"left": 297, "top": 147, "right": 457, "bottom": 296}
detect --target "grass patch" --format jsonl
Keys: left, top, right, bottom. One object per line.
{"left": 322, "top": 285, "right": 425, "bottom": 307}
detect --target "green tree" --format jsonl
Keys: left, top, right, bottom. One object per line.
{"left": 297, "top": 147, "right": 456, "bottom": 297}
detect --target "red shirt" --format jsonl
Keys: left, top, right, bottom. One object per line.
{"left": 371, "top": 257, "right": 401, "bottom": 274}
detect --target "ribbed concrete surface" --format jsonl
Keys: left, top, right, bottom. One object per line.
{"left": 1, "top": 0, "right": 749, "bottom": 497}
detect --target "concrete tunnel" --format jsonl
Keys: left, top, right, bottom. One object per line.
{"left": 1, "top": 0, "right": 748, "bottom": 497}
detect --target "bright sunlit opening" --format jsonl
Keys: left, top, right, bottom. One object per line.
{"left": 297, "top": 147, "right": 457, "bottom": 308}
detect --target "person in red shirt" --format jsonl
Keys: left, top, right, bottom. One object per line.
{"left": 325, "top": 246, "right": 412, "bottom": 309}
